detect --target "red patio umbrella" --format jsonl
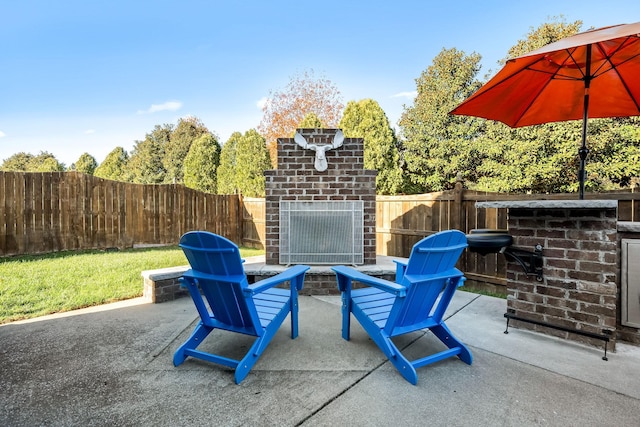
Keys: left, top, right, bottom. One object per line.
{"left": 450, "top": 22, "right": 640, "bottom": 199}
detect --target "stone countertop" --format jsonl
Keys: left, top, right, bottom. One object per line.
{"left": 476, "top": 199, "right": 618, "bottom": 209}
{"left": 618, "top": 222, "right": 640, "bottom": 232}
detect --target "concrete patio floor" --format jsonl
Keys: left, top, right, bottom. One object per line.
{"left": 1, "top": 291, "right": 639, "bottom": 426}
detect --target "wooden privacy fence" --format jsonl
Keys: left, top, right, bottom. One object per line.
{"left": 3, "top": 171, "right": 640, "bottom": 290}
{"left": 241, "top": 197, "right": 266, "bottom": 249}
{"left": 0, "top": 171, "right": 241, "bottom": 256}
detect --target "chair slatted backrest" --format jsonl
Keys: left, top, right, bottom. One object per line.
{"left": 392, "top": 230, "right": 468, "bottom": 328}
{"left": 179, "top": 231, "right": 261, "bottom": 335}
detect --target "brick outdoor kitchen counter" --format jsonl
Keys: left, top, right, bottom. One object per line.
{"left": 476, "top": 199, "right": 623, "bottom": 349}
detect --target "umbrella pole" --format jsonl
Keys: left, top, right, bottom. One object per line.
{"left": 578, "top": 104, "right": 589, "bottom": 200}
{"left": 578, "top": 45, "right": 592, "bottom": 200}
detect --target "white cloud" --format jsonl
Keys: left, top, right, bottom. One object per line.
{"left": 391, "top": 91, "right": 417, "bottom": 99}
{"left": 256, "top": 97, "right": 268, "bottom": 110}
{"left": 0, "top": 131, "right": 5, "bottom": 137}
{"left": 84, "top": 129, "right": 96, "bottom": 135}
{"left": 137, "top": 100, "right": 183, "bottom": 114}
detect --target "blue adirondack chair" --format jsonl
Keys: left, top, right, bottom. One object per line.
{"left": 332, "top": 229, "right": 472, "bottom": 385}
{"left": 173, "top": 231, "right": 310, "bottom": 384}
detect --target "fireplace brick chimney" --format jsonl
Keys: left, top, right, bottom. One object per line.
{"left": 264, "top": 128, "right": 377, "bottom": 265}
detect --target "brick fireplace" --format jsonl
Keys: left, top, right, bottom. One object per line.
{"left": 264, "top": 128, "right": 377, "bottom": 266}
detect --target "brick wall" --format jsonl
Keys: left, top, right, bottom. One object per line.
{"left": 507, "top": 207, "right": 618, "bottom": 348}
{"left": 264, "top": 128, "right": 377, "bottom": 265}
{"left": 141, "top": 266, "right": 189, "bottom": 303}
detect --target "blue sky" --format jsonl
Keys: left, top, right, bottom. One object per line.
{"left": 2, "top": 1, "right": 639, "bottom": 166}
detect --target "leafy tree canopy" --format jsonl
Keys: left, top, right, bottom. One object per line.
{"left": 94, "top": 147, "right": 130, "bottom": 181}
{"left": 128, "top": 124, "right": 170, "bottom": 184}
{"left": 0, "top": 151, "right": 64, "bottom": 172}
{"left": 1, "top": 152, "right": 35, "bottom": 171}
{"left": 217, "top": 132, "right": 243, "bottom": 195}
{"left": 183, "top": 133, "right": 221, "bottom": 193}
{"left": 505, "top": 18, "right": 582, "bottom": 61}
{"left": 399, "top": 48, "right": 484, "bottom": 192}
{"left": 298, "top": 112, "right": 324, "bottom": 128}
{"left": 34, "top": 156, "right": 65, "bottom": 172}
{"left": 73, "top": 153, "right": 98, "bottom": 175}
{"left": 583, "top": 117, "right": 640, "bottom": 190}
{"left": 164, "top": 116, "right": 211, "bottom": 183}
{"left": 339, "top": 99, "right": 404, "bottom": 194}
{"left": 234, "top": 129, "right": 271, "bottom": 197}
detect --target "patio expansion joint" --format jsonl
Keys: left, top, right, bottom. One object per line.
{"left": 293, "top": 369, "right": 376, "bottom": 426}
{"left": 444, "top": 293, "right": 483, "bottom": 322}
{"left": 297, "top": 293, "right": 485, "bottom": 425}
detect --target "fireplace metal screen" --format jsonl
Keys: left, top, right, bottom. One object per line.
{"left": 279, "top": 201, "right": 364, "bottom": 265}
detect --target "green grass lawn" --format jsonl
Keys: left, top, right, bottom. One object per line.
{"left": 0, "top": 246, "right": 264, "bottom": 324}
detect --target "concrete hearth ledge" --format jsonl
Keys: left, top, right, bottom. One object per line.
{"left": 142, "top": 255, "right": 404, "bottom": 281}
{"left": 618, "top": 221, "right": 640, "bottom": 232}
{"left": 242, "top": 255, "right": 404, "bottom": 277}
{"left": 141, "top": 255, "right": 405, "bottom": 303}
{"left": 476, "top": 199, "right": 617, "bottom": 209}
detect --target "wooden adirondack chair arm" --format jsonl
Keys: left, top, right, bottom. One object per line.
{"left": 332, "top": 265, "right": 406, "bottom": 297}
{"left": 402, "top": 268, "right": 465, "bottom": 286}
{"left": 394, "top": 260, "right": 408, "bottom": 282}
{"left": 404, "top": 268, "right": 465, "bottom": 286}
{"left": 416, "top": 243, "right": 468, "bottom": 253}
{"left": 245, "top": 265, "right": 310, "bottom": 295}
{"left": 182, "top": 269, "right": 246, "bottom": 284}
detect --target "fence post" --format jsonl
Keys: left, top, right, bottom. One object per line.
{"left": 452, "top": 173, "right": 464, "bottom": 232}
{"left": 238, "top": 194, "right": 245, "bottom": 246}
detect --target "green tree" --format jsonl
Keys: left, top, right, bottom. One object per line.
{"left": 1, "top": 151, "right": 65, "bottom": 172}
{"left": 474, "top": 122, "right": 580, "bottom": 193}
{"left": 183, "top": 134, "right": 221, "bottom": 192}
{"left": 399, "top": 48, "right": 484, "bottom": 192}
{"left": 217, "top": 132, "right": 242, "bottom": 195}
{"left": 73, "top": 153, "right": 98, "bottom": 175}
{"left": 585, "top": 117, "right": 640, "bottom": 190}
{"left": 164, "top": 116, "right": 210, "bottom": 183}
{"left": 234, "top": 129, "right": 271, "bottom": 197}
{"left": 1, "top": 152, "right": 34, "bottom": 171}
{"left": 298, "top": 112, "right": 324, "bottom": 128}
{"left": 128, "top": 124, "right": 170, "bottom": 184}
{"left": 339, "top": 99, "right": 403, "bottom": 194}
{"left": 94, "top": 147, "right": 130, "bottom": 181}
{"left": 34, "top": 156, "right": 65, "bottom": 172}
